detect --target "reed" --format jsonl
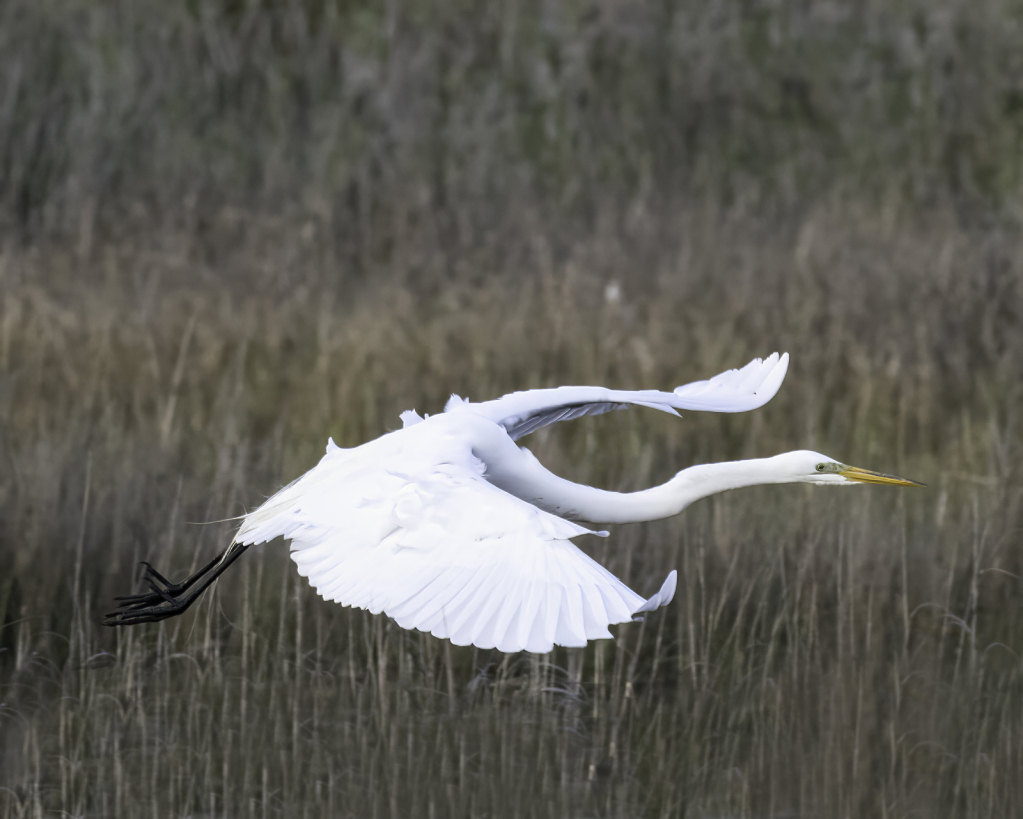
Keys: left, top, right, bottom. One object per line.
{"left": 2, "top": 1, "right": 1023, "bottom": 816}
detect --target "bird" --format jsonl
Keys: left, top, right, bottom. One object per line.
{"left": 104, "top": 352, "right": 922, "bottom": 653}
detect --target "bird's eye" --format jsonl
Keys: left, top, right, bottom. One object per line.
{"left": 816, "top": 464, "right": 826, "bottom": 472}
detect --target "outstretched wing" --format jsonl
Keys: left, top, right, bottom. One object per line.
{"left": 450, "top": 352, "right": 789, "bottom": 441}
{"left": 234, "top": 438, "right": 675, "bottom": 653}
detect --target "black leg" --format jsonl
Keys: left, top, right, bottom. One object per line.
{"left": 103, "top": 543, "right": 251, "bottom": 626}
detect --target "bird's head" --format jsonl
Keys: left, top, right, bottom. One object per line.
{"left": 776, "top": 450, "right": 924, "bottom": 487}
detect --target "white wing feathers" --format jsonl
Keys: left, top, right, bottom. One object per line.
{"left": 234, "top": 441, "right": 675, "bottom": 653}
{"left": 670, "top": 351, "right": 789, "bottom": 410}
{"left": 452, "top": 352, "right": 788, "bottom": 441}
{"left": 232, "top": 358, "right": 782, "bottom": 652}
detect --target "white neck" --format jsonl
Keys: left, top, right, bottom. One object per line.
{"left": 488, "top": 452, "right": 800, "bottom": 524}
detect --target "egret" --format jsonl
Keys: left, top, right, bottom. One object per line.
{"left": 104, "top": 353, "right": 921, "bottom": 653}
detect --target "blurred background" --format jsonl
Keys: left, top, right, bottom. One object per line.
{"left": 1, "top": 1, "right": 1022, "bottom": 816}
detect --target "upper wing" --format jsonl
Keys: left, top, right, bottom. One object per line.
{"left": 234, "top": 438, "right": 675, "bottom": 653}
{"left": 449, "top": 352, "right": 789, "bottom": 441}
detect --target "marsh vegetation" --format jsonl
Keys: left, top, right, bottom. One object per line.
{"left": 2, "top": 1, "right": 1023, "bottom": 816}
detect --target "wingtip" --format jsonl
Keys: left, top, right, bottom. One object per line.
{"left": 632, "top": 570, "right": 677, "bottom": 620}
{"left": 750, "top": 351, "right": 789, "bottom": 403}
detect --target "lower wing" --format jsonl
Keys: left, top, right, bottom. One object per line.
{"left": 234, "top": 449, "right": 676, "bottom": 653}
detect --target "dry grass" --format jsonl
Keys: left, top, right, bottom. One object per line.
{"left": 2, "top": 1, "right": 1023, "bottom": 817}
{"left": 1, "top": 199, "right": 1022, "bottom": 817}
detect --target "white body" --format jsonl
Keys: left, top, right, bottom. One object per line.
{"left": 233, "top": 353, "right": 845, "bottom": 654}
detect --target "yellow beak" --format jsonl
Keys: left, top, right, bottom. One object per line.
{"left": 838, "top": 465, "right": 925, "bottom": 487}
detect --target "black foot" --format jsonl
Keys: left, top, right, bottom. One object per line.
{"left": 112, "top": 562, "right": 189, "bottom": 610}
{"left": 104, "top": 544, "right": 250, "bottom": 627}
{"left": 103, "top": 591, "right": 201, "bottom": 625}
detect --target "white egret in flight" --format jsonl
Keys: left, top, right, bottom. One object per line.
{"left": 105, "top": 353, "right": 921, "bottom": 653}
